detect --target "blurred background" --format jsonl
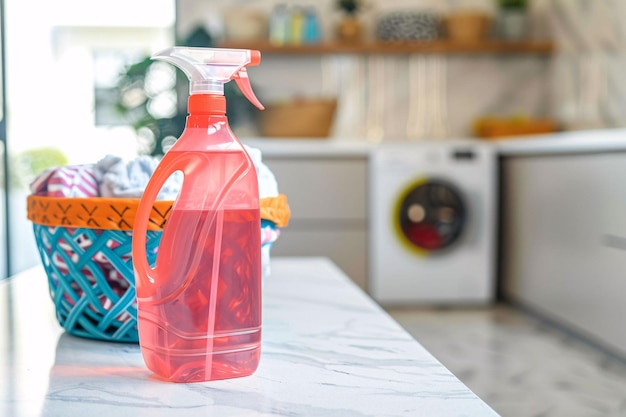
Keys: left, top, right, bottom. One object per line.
{"left": 2, "top": 0, "right": 624, "bottom": 277}
{"left": 3, "top": 1, "right": 626, "bottom": 415}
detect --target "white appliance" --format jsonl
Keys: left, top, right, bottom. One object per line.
{"left": 369, "top": 141, "right": 497, "bottom": 305}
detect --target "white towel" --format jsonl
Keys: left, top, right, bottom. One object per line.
{"left": 61, "top": 145, "right": 277, "bottom": 201}
{"left": 94, "top": 155, "right": 182, "bottom": 200}
{"left": 245, "top": 145, "right": 279, "bottom": 198}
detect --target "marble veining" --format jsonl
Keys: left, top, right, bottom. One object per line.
{"left": 1, "top": 257, "right": 499, "bottom": 417}
{"left": 388, "top": 305, "right": 626, "bottom": 417}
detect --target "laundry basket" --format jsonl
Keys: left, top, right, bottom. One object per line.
{"left": 27, "top": 194, "right": 290, "bottom": 343}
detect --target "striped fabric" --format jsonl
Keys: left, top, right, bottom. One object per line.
{"left": 31, "top": 165, "right": 99, "bottom": 198}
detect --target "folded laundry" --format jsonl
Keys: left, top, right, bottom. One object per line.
{"left": 245, "top": 145, "right": 279, "bottom": 198}
{"left": 30, "top": 146, "right": 280, "bottom": 201}
{"left": 95, "top": 155, "right": 182, "bottom": 200}
{"left": 261, "top": 219, "right": 281, "bottom": 246}
{"left": 30, "top": 165, "right": 99, "bottom": 198}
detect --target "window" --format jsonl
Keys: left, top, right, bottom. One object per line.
{"left": 4, "top": 0, "right": 175, "bottom": 275}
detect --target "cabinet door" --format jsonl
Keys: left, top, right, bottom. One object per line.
{"left": 502, "top": 152, "right": 626, "bottom": 358}
{"left": 262, "top": 156, "right": 368, "bottom": 288}
{"left": 270, "top": 229, "right": 368, "bottom": 290}
{"left": 263, "top": 157, "right": 367, "bottom": 221}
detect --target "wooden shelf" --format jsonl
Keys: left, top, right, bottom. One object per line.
{"left": 218, "top": 39, "right": 555, "bottom": 55}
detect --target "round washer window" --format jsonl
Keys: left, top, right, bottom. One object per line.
{"left": 395, "top": 179, "right": 467, "bottom": 253}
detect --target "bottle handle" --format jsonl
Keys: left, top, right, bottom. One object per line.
{"left": 132, "top": 160, "right": 178, "bottom": 301}
{"left": 133, "top": 150, "right": 255, "bottom": 302}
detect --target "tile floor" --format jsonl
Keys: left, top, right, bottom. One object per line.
{"left": 387, "top": 304, "right": 626, "bottom": 417}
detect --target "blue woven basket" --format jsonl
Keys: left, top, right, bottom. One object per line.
{"left": 27, "top": 194, "right": 287, "bottom": 343}
{"left": 32, "top": 224, "right": 161, "bottom": 342}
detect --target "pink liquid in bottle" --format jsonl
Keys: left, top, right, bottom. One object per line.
{"left": 138, "top": 208, "right": 261, "bottom": 382}
{"left": 134, "top": 148, "right": 262, "bottom": 383}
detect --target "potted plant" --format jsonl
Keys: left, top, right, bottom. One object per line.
{"left": 336, "top": 0, "right": 364, "bottom": 42}
{"left": 337, "top": 0, "right": 361, "bottom": 15}
{"left": 498, "top": 0, "right": 527, "bottom": 9}
{"left": 110, "top": 26, "right": 260, "bottom": 156}
{"left": 496, "top": 0, "right": 528, "bottom": 40}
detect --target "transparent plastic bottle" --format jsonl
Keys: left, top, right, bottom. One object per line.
{"left": 303, "top": 6, "right": 321, "bottom": 44}
{"left": 132, "top": 47, "right": 264, "bottom": 383}
{"left": 269, "top": 3, "right": 290, "bottom": 45}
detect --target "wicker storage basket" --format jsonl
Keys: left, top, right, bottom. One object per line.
{"left": 27, "top": 194, "right": 290, "bottom": 343}
{"left": 259, "top": 98, "right": 337, "bottom": 138}
{"left": 474, "top": 117, "right": 557, "bottom": 139}
{"left": 443, "top": 12, "right": 491, "bottom": 42}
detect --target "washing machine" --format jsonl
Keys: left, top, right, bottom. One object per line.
{"left": 369, "top": 141, "right": 497, "bottom": 305}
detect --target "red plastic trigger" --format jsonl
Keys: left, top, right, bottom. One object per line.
{"left": 233, "top": 69, "right": 264, "bottom": 110}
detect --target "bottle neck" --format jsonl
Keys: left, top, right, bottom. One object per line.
{"left": 186, "top": 94, "right": 227, "bottom": 128}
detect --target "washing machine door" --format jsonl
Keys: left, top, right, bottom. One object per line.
{"left": 394, "top": 178, "right": 467, "bottom": 254}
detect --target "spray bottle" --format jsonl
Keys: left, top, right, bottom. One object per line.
{"left": 131, "top": 47, "right": 264, "bottom": 383}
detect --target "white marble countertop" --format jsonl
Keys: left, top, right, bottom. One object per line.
{"left": 0, "top": 257, "right": 499, "bottom": 417}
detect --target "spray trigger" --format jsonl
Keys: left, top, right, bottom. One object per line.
{"left": 234, "top": 69, "right": 264, "bottom": 110}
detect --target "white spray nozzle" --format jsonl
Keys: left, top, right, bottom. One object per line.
{"left": 152, "top": 47, "right": 264, "bottom": 110}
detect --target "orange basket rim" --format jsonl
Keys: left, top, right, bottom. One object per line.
{"left": 27, "top": 194, "right": 290, "bottom": 231}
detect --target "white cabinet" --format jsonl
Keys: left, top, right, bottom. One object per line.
{"left": 501, "top": 151, "right": 626, "bottom": 359}
{"left": 262, "top": 154, "right": 368, "bottom": 289}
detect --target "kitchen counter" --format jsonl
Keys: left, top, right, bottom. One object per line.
{"left": 244, "top": 127, "right": 626, "bottom": 157}
{"left": 1, "top": 257, "right": 499, "bottom": 417}
{"left": 495, "top": 127, "right": 626, "bottom": 156}
{"left": 243, "top": 137, "right": 373, "bottom": 158}
{"left": 499, "top": 133, "right": 626, "bottom": 361}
